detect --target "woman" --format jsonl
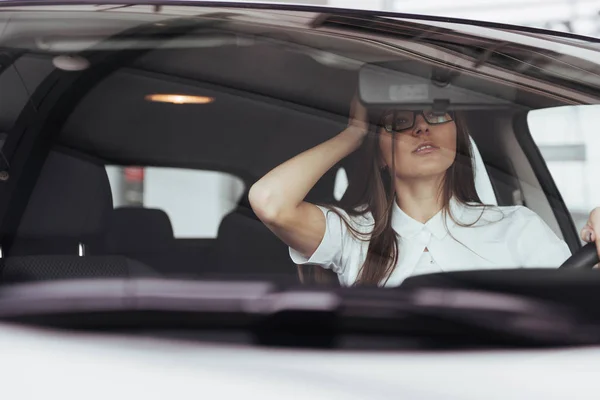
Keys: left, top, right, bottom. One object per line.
{"left": 249, "top": 96, "right": 600, "bottom": 286}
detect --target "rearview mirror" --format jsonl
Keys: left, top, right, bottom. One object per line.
{"left": 358, "top": 60, "right": 513, "bottom": 110}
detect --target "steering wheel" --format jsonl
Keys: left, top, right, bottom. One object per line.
{"left": 559, "top": 242, "right": 600, "bottom": 269}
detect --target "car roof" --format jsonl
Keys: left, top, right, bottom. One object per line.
{"left": 1, "top": 3, "right": 599, "bottom": 182}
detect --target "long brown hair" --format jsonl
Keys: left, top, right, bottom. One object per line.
{"left": 298, "top": 111, "right": 482, "bottom": 286}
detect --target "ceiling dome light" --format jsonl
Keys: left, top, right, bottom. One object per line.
{"left": 145, "top": 94, "right": 215, "bottom": 104}
{"left": 52, "top": 55, "right": 90, "bottom": 71}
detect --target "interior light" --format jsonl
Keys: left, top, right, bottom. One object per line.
{"left": 145, "top": 94, "right": 215, "bottom": 104}
{"left": 52, "top": 55, "right": 90, "bottom": 71}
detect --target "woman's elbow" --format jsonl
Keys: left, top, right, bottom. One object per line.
{"left": 248, "top": 184, "right": 286, "bottom": 225}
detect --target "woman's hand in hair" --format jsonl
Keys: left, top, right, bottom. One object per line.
{"left": 581, "top": 207, "right": 600, "bottom": 262}
{"left": 249, "top": 93, "right": 371, "bottom": 260}
{"left": 347, "top": 94, "right": 369, "bottom": 139}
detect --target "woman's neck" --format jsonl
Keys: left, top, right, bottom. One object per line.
{"left": 394, "top": 175, "right": 445, "bottom": 223}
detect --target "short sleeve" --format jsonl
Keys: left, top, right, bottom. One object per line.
{"left": 289, "top": 206, "right": 348, "bottom": 274}
{"left": 512, "top": 207, "right": 572, "bottom": 268}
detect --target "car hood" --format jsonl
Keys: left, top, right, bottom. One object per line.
{"left": 1, "top": 322, "right": 599, "bottom": 400}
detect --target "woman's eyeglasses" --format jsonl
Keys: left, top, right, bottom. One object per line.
{"left": 381, "top": 109, "right": 454, "bottom": 133}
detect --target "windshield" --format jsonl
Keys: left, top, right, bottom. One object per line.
{"left": 1, "top": 3, "right": 600, "bottom": 347}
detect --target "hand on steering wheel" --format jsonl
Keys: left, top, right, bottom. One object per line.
{"left": 560, "top": 208, "right": 600, "bottom": 269}
{"left": 581, "top": 207, "right": 600, "bottom": 258}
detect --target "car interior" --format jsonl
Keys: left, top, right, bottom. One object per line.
{"left": 0, "top": 7, "right": 595, "bottom": 285}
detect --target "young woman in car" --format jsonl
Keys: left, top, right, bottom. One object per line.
{"left": 249, "top": 97, "right": 600, "bottom": 286}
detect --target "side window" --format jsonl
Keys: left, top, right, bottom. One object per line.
{"left": 105, "top": 166, "right": 245, "bottom": 238}
{"left": 334, "top": 167, "right": 349, "bottom": 201}
{"left": 528, "top": 106, "right": 597, "bottom": 236}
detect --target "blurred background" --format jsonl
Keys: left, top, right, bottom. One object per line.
{"left": 107, "top": 0, "right": 600, "bottom": 238}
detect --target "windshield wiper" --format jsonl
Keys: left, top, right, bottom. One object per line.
{"left": 0, "top": 277, "right": 598, "bottom": 349}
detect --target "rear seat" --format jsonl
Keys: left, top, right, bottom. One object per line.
{"left": 104, "top": 207, "right": 175, "bottom": 273}
{"left": 215, "top": 198, "right": 297, "bottom": 281}
{"left": 214, "top": 169, "right": 339, "bottom": 283}
{"left": 1, "top": 150, "right": 157, "bottom": 282}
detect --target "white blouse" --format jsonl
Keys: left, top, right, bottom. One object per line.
{"left": 289, "top": 198, "right": 572, "bottom": 287}
{"left": 414, "top": 250, "right": 442, "bottom": 276}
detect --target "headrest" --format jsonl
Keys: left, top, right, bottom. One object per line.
{"left": 469, "top": 136, "right": 497, "bottom": 205}
{"left": 17, "top": 151, "right": 113, "bottom": 238}
{"left": 105, "top": 207, "right": 174, "bottom": 253}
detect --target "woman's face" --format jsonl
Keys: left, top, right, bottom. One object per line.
{"left": 378, "top": 110, "right": 457, "bottom": 181}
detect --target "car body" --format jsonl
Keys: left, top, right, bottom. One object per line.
{"left": 1, "top": 1, "right": 600, "bottom": 398}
